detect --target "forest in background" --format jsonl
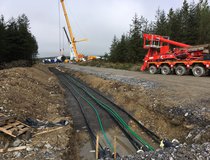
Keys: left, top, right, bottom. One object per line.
{"left": 0, "top": 14, "right": 38, "bottom": 65}
{"left": 107, "top": 0, "right": 210, "bottom": 63}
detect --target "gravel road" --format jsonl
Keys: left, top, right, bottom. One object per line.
{"left": 63, "top": 64, "right": 210, "bottom": 102}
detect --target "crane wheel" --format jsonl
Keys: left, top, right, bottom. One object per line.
{"left": 192, "top": 65, "right": 205, "bottom": 77}
{"left": 175, "top": 65, "right": 186, "bottom": 76}
{"left": 149, "top": 65, "right": 158, "bottom": 74}
{"left": 161, "top": 65, "right": 171, "bottom": 75}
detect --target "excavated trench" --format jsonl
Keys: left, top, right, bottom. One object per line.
{"left": 63, "top": 70, "right": 189, "bottom": 143}
{"left": 57, "top": 65, "right": 210, "bottom": 159}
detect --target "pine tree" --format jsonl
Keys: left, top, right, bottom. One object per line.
{"left": 17, "top": 14, "right": 38, "bottom": 62}
{"left": 109, "top": 35, "right": 119, "bottom": 62}
{"left": 0, "top": 14, "right": 38, "bottom": 64}
{"left": 128, "top": 14, "right": 146, "bottom": 62}
{"left": 116, "top": 34, "right": 128, "bottom": 62}
{"left": 198, "top": 0, "right": 210, "bottom": 43}
{"left": 186, "top": 2, "right": 200, "bottom": 45}
{"left": 180, "top": 0, "right": 190, "bottom": 43}
{"left": 154, "top": 9, "right": 168, "bottom": 35}
{"left": 6, "top": 17, "right": 20, "bottom": 62}
{"left": 0, "top": 15, "right": 8, "bottom": 63}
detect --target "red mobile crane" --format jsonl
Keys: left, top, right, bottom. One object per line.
{"left": 141, "top": 34, "right": 210, "bottom": 77}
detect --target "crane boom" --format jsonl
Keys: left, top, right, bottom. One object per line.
{"left": 63, "top": 27, "right": 71, "bottom": 44}
{"left": 60, "top": 0, "right": 79, "bottom": 61}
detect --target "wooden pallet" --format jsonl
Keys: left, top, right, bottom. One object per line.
{"left": 0, "top": 113, "right": 16, "bottom": 127}
{"left": 0, "top": 113, "right": 30, "bottom": 137}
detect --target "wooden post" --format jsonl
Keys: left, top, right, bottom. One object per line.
{"left": 114, "top": 136, "right": 117, "bottom": 160}
{"left": 96, "top": 135, "right": 99, "bottom": 160}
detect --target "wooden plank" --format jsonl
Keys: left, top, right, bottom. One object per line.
{"left": 0, "top": 146, "right": 27, "bottom": 153}
{"left": 114, "top": 136, "right": 117, "bottom": 160}
{"left": 2, "top": 122, "right": 21, "bottom": 130}
{"left": 0, "top": 128, "right": 16, "bottom": 137}
{"left": 0, "top": 120, "right": 30, "bottom": 137}
{"left": 16, "top": 125, "right": 26, "bottom": 129}
{"left": 0, "top": 119, "right": 16, "bottom": 127}
{"left": 96, "top": 135, "right": 99, "bottom": 160}
{"left": 33, "top": 127, "right": 63, "bottom": 137}
{"left": 17, "top": 127, "right": 30, "bottom": 135}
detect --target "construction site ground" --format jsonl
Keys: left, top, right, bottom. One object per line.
{"left": 61, "top": 64, "right": 210, "bottom": 159}
{"left": 0, "top": 64, "right": 78, "bottom": 160}
{"left": 0, "top": 63, "right": 209, "bottom": 159}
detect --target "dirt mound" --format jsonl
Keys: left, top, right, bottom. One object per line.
{"left": 0, "top": 60, "right": 33, "bottom": 70}
{"left": 0, "top": 64, "right": 78, "bottom": 160}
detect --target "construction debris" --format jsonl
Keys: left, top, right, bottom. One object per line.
{"left": 0, "top": 65, "right": 77, "bottom": 160}
{"left": 0, "top": 146, "right": 27, "bottom": 153}
{"left": 0, "top": 113, "right": 30, "bottom": 138}
{"left": 33, "top": 127, "right": 63, "bottom": 137}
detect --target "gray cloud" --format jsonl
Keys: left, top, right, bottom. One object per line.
{"left": 0, "top": 0, "right": 203, "bottom": 57}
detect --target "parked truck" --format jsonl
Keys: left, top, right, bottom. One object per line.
{"left": 141, "top": 34, "right": 210, "bottom": 77}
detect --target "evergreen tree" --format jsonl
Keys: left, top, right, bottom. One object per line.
{"left": 109, "top": 35, "right": 119, "bottom": 62}
{"left": 128, "top": 14, "right": 146, "bottom": 62}
{"left": 116, "top": 34, "right": 129, "bottom": 62}
{"left": 0, "top": 14, "right": 38, "bottom": 64}
{"left": 0, "top": 15, "right": 8, "bottom": 62}
{"left": 6, "top": 17, "right": 20, "bottom": 62}
{"left": 198, "top": 0, "right": 210, "bottom": 43}
{"left": 187, "top": 2, "right": 200, "bottom": 45}
{"left": 180, "top": 0, "right": 190, "bottom": 43}
{"left": 154, "top": 9, "right": 168, "bottom": 35}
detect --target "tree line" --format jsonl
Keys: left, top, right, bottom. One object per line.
{"left": 107, "top": 0, "right": 210, "bottom": 63}
{"left": 0, "top": 14, "right": 38, "bottom": 64}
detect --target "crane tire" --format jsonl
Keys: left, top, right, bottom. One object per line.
{"left": 149, "top": 65, "right": 158, "bottom": 74}
{"left": 175, "top": 65, "right": 187, "bottom": 76}
{"left": 192, "top": 65, "right": 205, "bottom": 77}
{"left": 161, "top": 65, "right": 171, "bottom": 75}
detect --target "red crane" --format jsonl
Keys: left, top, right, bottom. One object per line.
{"left": 141, "top": 33, "right": 210, "bottom": 77}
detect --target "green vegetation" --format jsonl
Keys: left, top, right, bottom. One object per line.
{"left": 0, "top": 14, "right": 38, "bottom": 65}
{"left": 107, "top": 0, "right": 210, "bottom": 63}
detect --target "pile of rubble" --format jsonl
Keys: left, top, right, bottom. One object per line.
{"left": 125, "top": 142, "right": 210, "bottom": 160}
{"left": 0, "top": 65, "right": 76, "bottom": 160}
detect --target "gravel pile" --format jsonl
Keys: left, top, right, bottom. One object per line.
{"left": 64, "top": 65, "right": 157, "bottom": 89}
{"left": 123, "top": 142, "right": 210, "bottom": 160}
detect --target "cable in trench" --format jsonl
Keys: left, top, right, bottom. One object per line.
{"left": 66, "top": 74, "right": 155, "bottom": 151}
{"left": 61, "top": 75, "right": 114, "bottom": 152}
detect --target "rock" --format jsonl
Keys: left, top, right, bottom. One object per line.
{"left": 12, "top": 139, "right": 21, "bottom": 147}
{"left": 184, "top": 112, "right": 189, "bottom": 117}
{"left": 186, "top": 132, "right": 193, "bottom": 139}
{"left": 193, "top": 133, "right": 202, "bottom": 143}
{"left": 26, "top": 146, "right": 34, "bottom": 152}
{"left": 45, "top": 143, "right": 52, "bottom": 149}
{"left": 170, "top": 117, "right": 183, "bottom": 126}
{"left": 13, "top": 151, "right": 21, "bottom": 158}
{"left": 184, "top": 124, "right": 194, "bottom": 129}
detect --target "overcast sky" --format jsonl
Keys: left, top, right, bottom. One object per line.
{"left": 0, "top": 0, "right": 204, "bottom": 57}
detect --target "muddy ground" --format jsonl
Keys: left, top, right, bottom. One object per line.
{"left": 61, "top": 64, "right": 210, "bottom": 156}
{"left": 0, "top": 64, "right": 78, "bottom": 160}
